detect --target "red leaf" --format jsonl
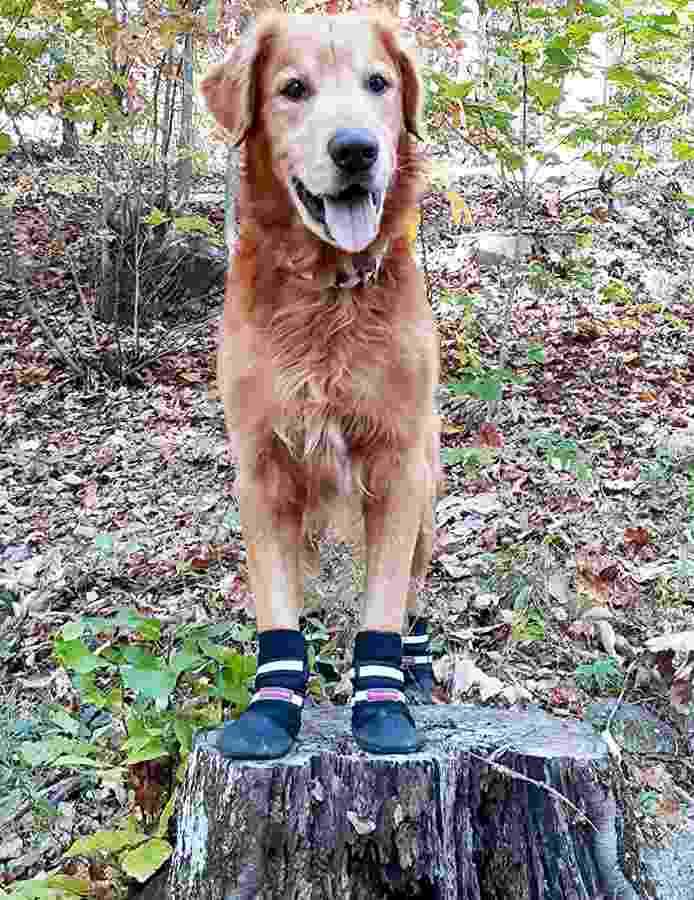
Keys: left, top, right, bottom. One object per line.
{"left": 549, "top": 685, "right": 581, "bottom": 713}
{"left": 670, "top": 666, "right": 693, "bottom": 714}
{"left": 623, "top": 526, "right": 650, "bottom": 546}
{"left": 82, "top": 481, "right": 98, "bottom": 510}
{"left": 567, "top": 621, "right": 594, "bottom": 643}
{"left": 478, "top": 422, "right": 505, "bottom": 449}
{"left": 542, "top": 191, "right": 560, "bottom": 219}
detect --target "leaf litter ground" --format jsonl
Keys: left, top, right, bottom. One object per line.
{"left": 1, "top": 156, "right": 694, "bottom": 892}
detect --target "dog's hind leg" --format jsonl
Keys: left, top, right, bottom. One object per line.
{"left": 402, "top": 506, "right": 436, "bottom": 703}
{"left": 402, "top": 418, "right": 441, "bottom": 703}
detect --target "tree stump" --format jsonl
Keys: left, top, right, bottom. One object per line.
{"left": 168, "top": 704, "right": 639, "bottom": 900}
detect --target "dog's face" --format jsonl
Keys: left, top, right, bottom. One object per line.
{"left": 202, "top": 13, "right": 421, "bottom": 254}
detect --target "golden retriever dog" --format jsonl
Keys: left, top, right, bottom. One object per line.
{"left": 202, "top": 10, "right": 440, "bottom": 758}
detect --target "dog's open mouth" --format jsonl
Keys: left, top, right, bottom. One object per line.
{"left": 292, "top": 178, "right": 384, "bottom": 253}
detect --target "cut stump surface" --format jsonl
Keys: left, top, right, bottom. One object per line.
{"left": 169, "top": 704, "right": 638, "bottom": 900}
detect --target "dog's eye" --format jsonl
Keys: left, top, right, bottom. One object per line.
{"left": 367, "top": 73, "right": 389, "bottom": 94}
{"left": 281, "top": 79, "right": 309, "bottom": 101}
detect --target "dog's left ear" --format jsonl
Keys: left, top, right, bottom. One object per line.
{"left": 376, "top": 20, "right": 423, "bottom": 139}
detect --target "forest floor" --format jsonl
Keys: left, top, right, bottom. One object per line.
{"left": 1, "top": 143, "right": 694, "bottom": 896}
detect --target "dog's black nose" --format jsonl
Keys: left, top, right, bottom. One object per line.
{"left": 328, "top": 129, "right": 379, "bottom": 173}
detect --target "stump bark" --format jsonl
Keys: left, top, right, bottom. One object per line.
{"left": 168, "top": 704, "right": 639, "bottom": 900}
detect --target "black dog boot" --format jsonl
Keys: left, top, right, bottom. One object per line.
{"left": 402, "top": 616, "right": 435, "bottom": 703}
{"left": 351, "top": 631, "right": 420, "bottom": 754}
{"left": 218, "top": 629, "right": 307, "bottom": 760}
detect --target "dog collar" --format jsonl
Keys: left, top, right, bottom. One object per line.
{"left": 236, "top": 234, "right": 391, "bottom": 290}
{"left": 316, "top": 238, "right": 390, "bottom": 290}
{"left": 333, "top": 243, "right": 388, "bottom": 288}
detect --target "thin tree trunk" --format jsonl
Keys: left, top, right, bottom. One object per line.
{"left": 60, "top": 115, "right": 79, "bottom": 157}
{"left": 160, "top": 51, "right": 175, "bottom": 158}
{"left": 176, "top": 32, "right": 194, "bottom": 205}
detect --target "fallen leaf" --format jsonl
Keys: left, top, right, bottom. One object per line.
{"left": 670, "top": 665, "right": 693, "bottom": 714}
{"left": 120, "top": 838, "right": 172, "bottom": 882}
{"left": 645, "top": 631, "right": 694, "bottom": 654}
{"left": 477, "top": 673, "right": 505, "bottom": 701}
{"left": 548, "top": 572, "right": 571, "bottom": 604}
{"left": 432, "top": 654, "right": 452, "bottom": 685}
{"left": 437, "top": 554, "right": 469, "bottom": 578}
{"left": 596, "top": 620, "right": 617, "bottom": 656}
{"left": 581, "top": 607, "right": 613, "bottom": 621}
{"left": 178, "top": 370, "right": 203, "bottom": 383}
{"left": 478, "top": 422, "right": 505, "bottom": 449}
{"left": 441, "top": 421, "right": 468, "bottom": 434}
{"left": 549, "top": 685, "right": 580, "bottom": 710}
{"left": 461, "top": 491, "right": 501, "bottom": 515}
{"left": 576, "top": 554, "right": 610, "bottom": 606}
{"left": 82, "top": 482, "right": 98, "bottom": 511}
{"left": 639, "top": 765, "right": 667, "bottom": 789}
{"left": 655, "top": 795, "right": 685, "bottom": 827}
{"left": 542, "top": 191, "right": 560, "bottom": 219}
{"left": 624, "top": 526, "right": 650, "bottom": 546}
{"left": 450, "top": 654, "right": 480, "bottom": 699}
{"left": 347, "top": 812, "right": 376, "bottom": 835}
{"left": 446, "top": 191, "right": 473, "bottom": 227}
{"left": 567, "top": 621, "right": 594, "bottom": 642}
{"left": 501, "top": 683, "right": 531, "bottom": 704}
{"left": 16, "top": 366, "right": 52, "bottom": 385}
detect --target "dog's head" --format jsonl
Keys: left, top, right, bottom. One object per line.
{"left": 202, "top": 12, "right": 422, "bottom": 254}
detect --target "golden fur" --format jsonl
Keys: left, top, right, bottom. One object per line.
{"left": 202, "top": 11, "right": 441, "bottom": 631}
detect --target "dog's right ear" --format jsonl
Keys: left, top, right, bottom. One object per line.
{"left": 201, "top": 15, "right": 276, "bottom": 147}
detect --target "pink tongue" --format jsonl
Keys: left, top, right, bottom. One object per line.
{"left": 324, "top": 193, "right": 380, "bottom": 253}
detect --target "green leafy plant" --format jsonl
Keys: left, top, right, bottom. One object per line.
{"left": 529, "top": 431, "right": 593, "bottom": 480}
{"left": 0, "top": 874, "right": 92, "bottom": 899}
{"left": 599, "top": 279, "right": 633, "bottom": 304}
{"left": 511, "top": 606, "right": 546, "bottom": 642}
{"left": 0, "top": 695, "right": 40, "bottom": 819}
{"left": 448, "top": 366, "right": 526, "bottom": 404}
{"left": 654, "top": 573, "right": 691, "bottom": 607}
{"left": 441, "top": 446, "right": 495, "bottom": 473}
{"left": 686, "top": 465, "right": 694, "bottom": 541}
{"left": 526, "top": 343, "right": 545, "bottom": 366}
{"left": 641, "top": 447, "right": 674, "bottom": 484}
{"left": 575, "top": 657, "right": 624, "bottom": 695}
{"left": 2, "top": 611, "right": 257, "bottom": 896}
{"left": 54, "top": 611, "right": 256, "bottom": 752}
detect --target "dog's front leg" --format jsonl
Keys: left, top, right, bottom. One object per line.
{"left": 217, "top": 440, "right": 309, "bottom": 759}
{"left": 238, "top": 476, "right": 303, "bottom": 635}
{"left": 351, "top": 446, "right": 431, "bottom": 753}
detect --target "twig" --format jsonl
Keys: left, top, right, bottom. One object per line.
{"left": 448, "top": 622, "right": 511, "bottom": 639}
{"left": 467, "top": 750, "right": 599, "bottom": 833}
{"left": 122, "top": 308, "right": 221, "bottom": 377}
{"left": 20, "top": 290, "right": 83, "bottom": 379}
{"left": 604, "top": 657, "right": 640, "bottom": 736}
{"left": 64, "top": 242, "right": 99, "bottom": 347}
{"left": 0, "top": 775, "right": 84, "bottom": 833}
